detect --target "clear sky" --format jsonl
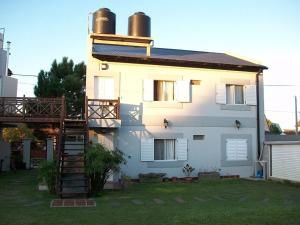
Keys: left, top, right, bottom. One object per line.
{"left": 1, "top": 0, "right": 300, "bottom": 129}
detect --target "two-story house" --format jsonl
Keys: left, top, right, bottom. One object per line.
{"left": 86, "top": 8, "right": 267, "bottom": 182}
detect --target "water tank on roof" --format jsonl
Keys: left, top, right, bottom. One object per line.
{"left": 128, "top": 12, "right": 151, "bottom": 37}
{"left": 93, "top": 8, "right": 116, "bottom": 34}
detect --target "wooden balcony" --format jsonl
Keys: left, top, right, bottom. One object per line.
{"left": 0, "top": 96, "right": 65, "bottom": 124}
{"left": 85, "top": 98, "right": 121, "bottom": 128}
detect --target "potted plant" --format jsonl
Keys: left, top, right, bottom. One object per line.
{"left": 182, "top": 164, "right": 195, "bottom": 182}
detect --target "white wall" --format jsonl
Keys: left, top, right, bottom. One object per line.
{"left": 86, "top": 48, "right": 260, "bottom": 178}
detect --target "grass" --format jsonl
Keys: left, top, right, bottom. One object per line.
{"left": 0, "top": 170, "right": 300, "bottom": 225}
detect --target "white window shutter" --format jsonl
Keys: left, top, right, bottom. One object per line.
{"left": 176, "top": 138, "right": 188, "bottom": 161}
{"left": 143, "top": 79, "right": 154, "bottom": 101}
{"left": 175, "top": 80, "right": 190, "bottom": 102}
{"left": 245, "top": 85, "right": 257, "bottom": 105}
{"left": 216, "top": 84, "right": 226, "bottom": 104}
{"left": 226, "top": 139, "right": 248, "bottom": 161}
{"left": 141, "top": 138, "right": 154, "bottom": 161}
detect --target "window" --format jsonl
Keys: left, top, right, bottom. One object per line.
{"left": 141, "top": 138, "right": 188, "bottom": 161}
{"left": 226, "top": 84, "right": 244, "bottom": 104}
{"left": 216, "top": 84, "right": 256, "bottom": 105}
{"left": 154, "top": 80, "right": 175, "bottom": 101}
{"left": 143, "top": 79, "right": 190, "bottom": 102}
{"left": 193, "top": 135, "right": 205, "bottom": 140}
{"left": 226, "top": 139, "right": 248, "bottom": 161}
{"left": 154, "top": 139, "right": 175, "bottom": 160}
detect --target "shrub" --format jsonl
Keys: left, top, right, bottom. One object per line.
{"left": 37, "top": 160, "right": 57, "bottom": 194}
{"left": 85, "top": 143, "right": 125, "bottom": 195}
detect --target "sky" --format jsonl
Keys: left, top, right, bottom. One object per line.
{"left": 1, "top": 0, "right": 300, "bottom": 129}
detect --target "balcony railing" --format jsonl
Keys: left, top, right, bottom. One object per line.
{"left": 0, "top": 96, "right": 65, "bottom": 122}
{"left": 86, "top": 97, "right": 120, "bottom": 120}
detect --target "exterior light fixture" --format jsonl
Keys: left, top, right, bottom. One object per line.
{"left": 235, "top": 120, "right": 241, "bottom": 129}
{"left": 163, "top": 118, "right": 168, "bottom": 128}
{"left": 100, "top": 62, "right": 109, "bottom": 70}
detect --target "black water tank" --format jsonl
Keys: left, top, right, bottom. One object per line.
{"left": 93, "top": 8, "right": 116, "bottom": 34}
{"left": 128, "top": 12, "right": 151, "bottom": 37}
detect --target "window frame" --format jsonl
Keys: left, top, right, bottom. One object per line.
{"left": 154, "top": 138, "right": 176, "bottom": 161}
{"left": 226, "top": 84, "right": 245, "bottom": 105}
{"left": 153, "top": 80, "right": 175, "bottom": 102}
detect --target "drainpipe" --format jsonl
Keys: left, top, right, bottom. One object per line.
{"left": 256, "top": 69, "right": 263, "bottom": 159}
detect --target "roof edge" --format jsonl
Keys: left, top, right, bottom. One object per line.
{"left": 92, "top": 53, "right": 267, "bottom": 72}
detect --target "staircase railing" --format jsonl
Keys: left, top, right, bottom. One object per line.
{"left": 56, "top": 96, "right": 66, "bottom": 195}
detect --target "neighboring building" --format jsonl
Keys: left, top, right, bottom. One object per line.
{"left": 264, "top": 135, "right": 300, "bottom": 183}
{"left": 85, "top": 8, "right": 267, "bottom": 181}
{"left": 0, "top": 32, "right": 18, "bottom": 97}
{"left": 0, "top": 31, "right": 18, "bottom": 172}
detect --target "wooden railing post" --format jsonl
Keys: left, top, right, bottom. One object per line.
{"left": 85, "top": 96, "right": 88, "bottom": 121}
{"left": 22, "top": 95, "right": 26, "bottom": 118}
{"left": 117, "top": 97, "right": 120, "bottom": 119}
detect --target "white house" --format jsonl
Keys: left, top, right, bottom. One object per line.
{"left": 0, "top": 31, "right": 18, "bottom": 97}
{"left": 85, "top": 8, "right": 267, "bottom": 181}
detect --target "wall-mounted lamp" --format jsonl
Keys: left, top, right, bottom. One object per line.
{"left": 163, "top": 118, "right": 169, "bottom": 128}
{"left": 100, "top": 62, "right": 109, "bottom": 70}
{"left": 235, "top": 120, "right": 241, "bottom": 129}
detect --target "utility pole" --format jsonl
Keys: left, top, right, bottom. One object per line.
{"left": 295, "top": 96, "right": 298, "bottom": 134}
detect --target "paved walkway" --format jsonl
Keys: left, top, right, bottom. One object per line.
{"left": 51, "top": 199, "right": 96, "bottom": 207}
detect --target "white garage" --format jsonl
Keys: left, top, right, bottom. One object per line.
{"left": 264, "top": 135, "right": 300, "bottom": 183}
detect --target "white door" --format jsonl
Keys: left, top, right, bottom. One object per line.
{"left": 94, "top": 76, "right": 114, "bottom": 99}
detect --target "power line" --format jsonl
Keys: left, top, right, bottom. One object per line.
{"left": 264, "top": 84, "right": 299, "bottom": 87}
{"left": 19, "top": 82, "right": 36, "bottom": 85}
{"left": 265, "top": 110, "right": 299, "bottom": 114}
{"left": 12, "top": 73, "right": 38, "bottom": 77}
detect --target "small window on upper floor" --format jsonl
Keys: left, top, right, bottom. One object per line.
{"left": 216, "top": 84, "right": 256, "bottom": 106}
{"left": 143, "top": 79, "right": 190, "bottom": 103}
{"left": 154, "top": 80, "right": 175, "bottom": 101}
{"left": 226, "top": 84, "right": 244, "bottom": 104}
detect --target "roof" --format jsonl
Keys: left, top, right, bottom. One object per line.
{"left": 265, "top": 134, "right": 300, "bottom": 144}
{"left": 92, "top": 44, "right": 267, "bottom": 72}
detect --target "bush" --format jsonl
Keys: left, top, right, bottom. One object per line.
{"left": 85, "top": 143, "right": 125, "bottom": 195}
{"left": 37, "top": 160, "right": 57, "bottom": 194}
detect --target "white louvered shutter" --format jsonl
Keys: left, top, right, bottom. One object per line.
{"left": 245, "top": 85, "right": 257, "bottom": 105}
{"left": 143, "top": 79, "right": 154, "bottom": 101}
{"left": 141, "top": 138, "right": 154, "bottom": 161}
{"left": 216, "top": 84, "right": 226, "bottom": 104}
{"left": 94, "top": 77, "right": 114, "bottom": 99}
{"left": 226, "top": 139, "right": 248, "bottom": 161}
{"left": 176, "top": 138, "right": 188, "bottom": 161}
{"left": 175, "top": 80, "right": 191, "bottom": 102}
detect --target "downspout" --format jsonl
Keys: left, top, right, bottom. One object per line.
{"left": 256, "top": 69, "right": 263, "bottom": 159}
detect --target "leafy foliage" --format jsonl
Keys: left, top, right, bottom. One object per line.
{"left": 182, "top": 164, "right": 195, "bottom": 177}
{"left": 85, "top": 143, "right": 126, "bottom": 195}
{"left": 37, "top": 160, "right": 57, "bottom": 194}
{"left": 34, "top": 57, "right": 86, "bottom": 115}
{"left": 270, "top": 123, "right": 282, "bottom": 134}
{"left": 2, "top": 123, "right": 35, "bottom": 143}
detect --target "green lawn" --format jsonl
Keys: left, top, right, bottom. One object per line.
{"left": 0, "top": 170, "right": 300, "bottom": 225}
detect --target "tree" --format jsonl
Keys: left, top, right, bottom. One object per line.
{"left": 2, "top": 123, "right": 35, "bottom": 143}
{"left": 34, "top": 57, "right": 86, "bottom": 115}
{"left": 269, "top": 123, "right": 282, "bottom": 134}
{"left": 85, "top": 143, "right": 126, "bottom": 195}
